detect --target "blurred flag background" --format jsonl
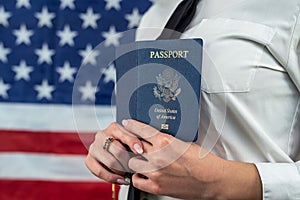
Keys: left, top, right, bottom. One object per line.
{"left": 0, "top": 0, "right": 153, "bottom": 199}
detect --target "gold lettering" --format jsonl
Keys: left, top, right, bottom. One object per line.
{"left": 150, "top": 51, "right": 155, "bottom": 58}
{"left": 167, "top": 109, "right": 177, "bottom": 114}
{"left": 149, "top": 50, "right": 189, "bottom": 59}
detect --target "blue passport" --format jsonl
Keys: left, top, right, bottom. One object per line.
{"left": 116, "top": 39, "right": 202, "bottom": 142}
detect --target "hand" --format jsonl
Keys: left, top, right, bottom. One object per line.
{"left": 85, "top": 122, "right": 144, "bottom": 185}
{"left": 122, "top": 119, "right": 262, "bottom": 200}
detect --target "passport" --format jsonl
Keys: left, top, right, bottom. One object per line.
{"left": 115, "top": 38, "right": 203, "bottom": 142}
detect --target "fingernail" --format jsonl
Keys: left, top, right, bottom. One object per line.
{"left": 122, "top": 119, "right": 128, "bottom": 126}
{"left": 125, "top": 178, "right": 131, "bottom": 184}
{"left": 134, "top": 143, "right": 143, "bottom": 154}
{"left": 117, "top": 178, "right": 130, "bottom": 185}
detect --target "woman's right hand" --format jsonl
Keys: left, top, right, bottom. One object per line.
{"left": 85, "top": 122, "right": 144, "bottom": 185}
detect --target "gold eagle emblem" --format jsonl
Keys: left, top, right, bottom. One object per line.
{"left": 153, "top": 69, "right": 181, "bottom": 103}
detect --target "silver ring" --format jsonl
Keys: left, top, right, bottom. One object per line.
{"left": 103, "top": 137, "right": 114, "bottom": 151}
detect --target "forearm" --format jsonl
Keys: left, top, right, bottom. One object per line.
{"left": 187, "top": 150, "right": 262, "bottom": 200}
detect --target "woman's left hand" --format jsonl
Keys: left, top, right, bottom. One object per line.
{"left": 122, "top": 119, "right": 262, "bottom": 200}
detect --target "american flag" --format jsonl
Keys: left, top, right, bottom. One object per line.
{"left": 0, "top": 0, "right": 153, "bottom": 199}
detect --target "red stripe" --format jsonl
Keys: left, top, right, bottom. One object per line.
{"left": 0, "top": 129, "right": 95, "bottom": 154}
{"left": 0, "top": 180, "right": 120, "bottom": 200}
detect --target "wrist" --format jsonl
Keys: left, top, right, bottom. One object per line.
{"left": 217, "top": 160, "right": 263, "bottom": 200}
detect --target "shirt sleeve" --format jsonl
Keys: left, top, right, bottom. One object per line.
{"left": 285, "top": 9, "right": 300, "bottom": 93}
{"left": 255, "top": 162, "right": 300, "bottom": 199}
{"left": 254, "top": 10, "right": 300, "bottom": 200}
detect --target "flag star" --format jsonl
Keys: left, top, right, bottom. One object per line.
{"left": 102, "top": 64, "right": 116, "bottom": 83}
{"left": 0, "top": 79, "right": 11, "bottom": 99}
{"left": 60, "top": 0, "right": 75, "bottom": 10}
{"left": 34, "top": 80, "right": 55, "bottom": 100}
{"left": 35, "top": 43, "right": 55, "bottom": 64}
{"left": 104, "top": 0, "right": 122, "bottom": 10}
{"left": 0, "top": 6, "right": 11, "bottom": 27}
{"left": 56, "top": 61, "right": 77, "bottom": 82}
{"left": 0, "top": 43, "right": 11, "bottom": 63}
{"left": 35, "top": 7, "right": 55, "bottom": 28}
{"left": 125, "top": 8, "right": 142, "bottom": 29}
{"left": 57, "top": 25, "right": 78, "bottom": 46}
{"left": 102, "top": 26, "right": 123, "bottom": 47}
{"left": 78, "top": 44, "right": 100, "bottom": 66}
{"left": 79, "top": 7, "right": 101, "bottom": 29}
{"left": 16, "top": 0, "right": 31, "bottom": 9}
{"left": 12, "top": 60, "right": 33, "bottom": 81}
{"left": 78, "top": 81, "right": 99, "bottom": 102}
{"left": 13, "top": 24, "right": 34, "bottom": 45}
{"left": 149, "top": 0, "right": 158, "bottom": 3}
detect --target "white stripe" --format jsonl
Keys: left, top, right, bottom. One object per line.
{"left": 0, "top": 102, "right": 116, "bottom": 132}
{"left": 0, "top": 153, "right": 102, "bottom": 181}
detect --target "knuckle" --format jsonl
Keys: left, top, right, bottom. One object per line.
{"left": 88, "top": 143, "right": 95, "bottom": 153}
{"left": 102, "top": 122, "right": 118, "bottom": 134}
{"left": 94, "top": 131, "right": 103, "bottom": 141}
{"left": 149, "top": 171, "right": 161, "bottom": 180}
{"left": 110, "top": 122, "right": 119, "bottom": 130}
{"left": 132, "top": 179, "right": 139, "bottom": 188}
{"left": 94, "top": 167, "right": 102, "bottom": 178}
{"left": 88, "top": 162, "right": 104, "bottom": 179}
{"left": 124, "top": 136, "right": 137, "bottom": 146}
{"left": 157, "top": 135, "right": 170, "bottom": 147}
{"left": 151, "top": 184, "right": 163, "bottom": 195}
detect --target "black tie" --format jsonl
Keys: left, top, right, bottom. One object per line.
{"left": 157, "top": 0, "right": 200, "bottom": 40}
{"left": 127, "top": 0, "right": 199, "bottom": 199}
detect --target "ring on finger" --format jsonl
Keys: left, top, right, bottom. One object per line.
{"left": 103, "top": 137, "right": 115, "bottom": 151}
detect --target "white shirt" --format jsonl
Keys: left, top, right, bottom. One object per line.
{"left": 131, "top": 0, "right": 300, "bottom": 199}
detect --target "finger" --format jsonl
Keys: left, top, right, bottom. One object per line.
{"left": 122, "top": 119, "right": 159, "bottom": 144}
{"left": 132, "top": 172, "right": 195, "bottom": 197}
{"left": 128, "top": 156, "right": 158, "bottom": 174}
{"left": 131, "top": 173, "right": 161, "bottom": 195}
{"left": 124, "top": 123, "right": 176, "bottom": 155}
{"left": 85, "top": 154, "right": 130, "bottom": 185}
{"left": 105, "top": 139, "right": 131, "bottom": 172}
{"left": 89, "top": 139, "right": 128, "bottom": 173}
{"left": 104, "top": 122, "right": 144, "bottom": 154}
{"left": 140, "top": 139, "right": 154, "bottom": 153}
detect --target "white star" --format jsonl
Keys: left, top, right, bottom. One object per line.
{"left": 34, "top": 80, "right": 55, "bottom": 100}
{"left": 13, "top": 24, "right": 34, "bottom": 45}
{"left": 16, "top": 0, "right": 31, "bottom": 9}
{"left": 78, "top": 44, "right": 100, "bottom": 66}
{"left": 79, "top": 7, "right": 101, "bottom": 29}
{"left": 102, "top": 26, "right": 123, "bottom": 47}
{"left": 0, "top": 6, "right": 11, "bottom": 27}
{"left": 0, "top": 43, "right": 11, "bottom": 63}
{"left": 35, "top": 7, "right": 55, "bottom": 28}
{"left": 12, "top": 60, "right": 33, "bottom": 81}
{"left": 149, "top": 0, "right": 158, "bottom": 3}
{"left": 56, "top": 61, "right": 77, "bottom": 82}
{"left": 78, "top": 81, "right": 99, "bottom": 102}
{"left": 60, "top": 0, "right": 75, "bottom": 10}
{"left": 57, "top": 25, "right": 78, "bottom": 46}
{"left": 102, "top": 64, "right": 116, "bottom": 83}
{"left": 0, "top": 79, "right": 11, "bottom": 99}
{"left": 104, "top": 0, "right": 122, "bottom": 10}
{"left": 125, "top": 8, "right": 142, "bottom": 29}
{"left": 35, "top": 43, "right": 55, "bottom": 64}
